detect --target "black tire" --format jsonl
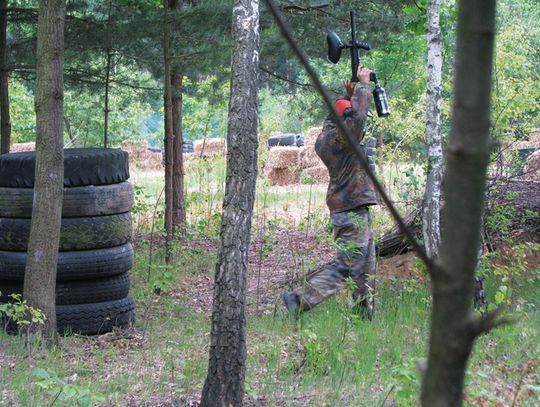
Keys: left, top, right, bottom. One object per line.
{"left": 267, "top": 134, "right": 300, "bottom": 149}
{"left": 0, "top": 272, "right": 131, "bottom": 305}
{"left": 57, "top": 296, "right": 135, "bottom": 335}
{"left": 0, "top": 148, "right": 129, "bottom": 188}
{"left": 0, "top": 182, "right": 134, "bottom": 218}
{"left": 0, "top": 243, "right": 134, "bottom": 281}
{"left": 182, "top": 140, "right": 194, "bottom": 153}
{"left": 0, "top": 213, "right": 132, "bottom": 251}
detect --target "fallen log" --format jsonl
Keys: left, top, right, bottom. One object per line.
{"left": 376, "top": 178, "right": 540, "bottom": 257}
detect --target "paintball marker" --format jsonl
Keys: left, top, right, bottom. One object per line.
{"left": 327, "top": 11, "right": 390, "bottom": 117}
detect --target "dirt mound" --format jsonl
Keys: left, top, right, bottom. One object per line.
{"left": 10, "top": 142, "right": 35, "bottom": 152}
{"left": 524, "top": 149, "right": 540, "bottom": 180}
{"left": 121, "top": 140, "right": 162, "bottom": 170}
{"left": 194, "top": 138, "right": 225, "bottom": 157}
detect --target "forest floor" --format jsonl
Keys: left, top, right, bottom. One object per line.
{"left": 2, "top": 224, "right": 538, "bottom": 406}
{"left": 1, "top": 168, "right": 539, "bottom": 406}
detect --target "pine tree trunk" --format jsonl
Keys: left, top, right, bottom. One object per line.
{"left": 200, "top": 1, "right": 259, "bottom": 405}
{"left": 103, "top": 0, "right": 113, "bottom": 148}
{"left": 422, "top": 0, "right": 443, "bottom": 258}
{"left": 420, "top": 1, "right": 497, "bottom": 405}
{"left": 170, "top": 0, "right": 186, "bottom": 233}
{"left": 103, "top": 50, "right": 112, "bottom": 148}
{"left": 0, "top": 0, "right": 10, "bottom": 154}
{"left": 163, "top": 0, "right": 174, "bottom": 262}
{"left": 22, "top": 0, "right": 65, "bottom": 345}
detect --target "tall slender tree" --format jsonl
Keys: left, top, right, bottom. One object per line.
{"left": 22, "top": 0, "right": 65, "bottom": 344}
{"left": 200, "top": 0, "right": 259, "bottom": 405}
{"left": 163, "top": 0, "right": 174, "bottom": 263}
{"left": 420, "top": 1, "right": 499, "bottom": 405}
{"left": 422, "top": 0, "right": 443, "bottom": 258}
{"left": 170, "top": 0, "right": 186, "bottom": 234}
{"left": 0, "top": 0, "right": 10, "bottom": 154}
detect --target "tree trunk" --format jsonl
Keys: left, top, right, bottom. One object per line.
{"left": 170, "top": 0, "right": 186, "bottom": 234}
{"left": 22, "top": 0, "right": 65, "bottom": 345}
{"left": 200, "top": 1, "right": 259, "bottom": 406}
{"left": 103, "top": 0, "right": 113, "bottom": 148}
{"left": 0, "top": 0, "right": 10, "bottom": 154}
{"left": 420, "top": 1, "right": 497, "bottom": 406}
{"left": 422, "top": 0, "right": 443, "bottom": 258}
{"left": 103, "top": 50, "right": 112, "bottom": 148}
{"left": 163, "top": 0, "right": 174, "bottom": 263}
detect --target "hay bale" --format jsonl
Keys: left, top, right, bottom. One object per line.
{"left": 299, "top": 146, "right": 323, "bottom": 170}
{"left": 524, "top": 149, "right": 540, "bottom": 180}
{"left": 264, "top": 167, "right": 299, "bottom": 186}
{"left": 121, "top": 140, "right": 164, "bottom": 170}
{"left": 194, "top": 138, "right": 225, "bottom": 156}
{"left": 304, "top": 127, "right": 322, "bottom": 148}
{"left": 301, "top": 165, "right": 329, "bottom": 184}
{"left": 265, "top": 146, "right": 300, "bottom": 170}
{"left": 10, "top": 142, "right": 35, "bottom": 152}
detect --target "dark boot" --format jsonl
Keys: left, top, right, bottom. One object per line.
{"left": 281, "top": 291, "right": 301, "bottom": 318}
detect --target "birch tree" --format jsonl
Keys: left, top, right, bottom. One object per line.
{"left": 422, "top": 0, "right": 443, "bottom": 258}
{"left": 200, "top": 0, "right": 259, "bottom": 405}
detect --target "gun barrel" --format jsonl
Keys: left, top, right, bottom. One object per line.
{"left": 350, "top": 11, "right": 359, "bottom": 82}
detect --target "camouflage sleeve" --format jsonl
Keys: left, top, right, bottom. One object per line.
{"left": 344, "top": 85, "right": 371, "bottom": 143}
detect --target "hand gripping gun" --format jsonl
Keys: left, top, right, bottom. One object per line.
{"left": 327, "top": 11, "right": 390, "bottom": 117}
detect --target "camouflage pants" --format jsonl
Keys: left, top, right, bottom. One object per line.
{"left": 293, "top": 206, "right": 376, "bottom": 316}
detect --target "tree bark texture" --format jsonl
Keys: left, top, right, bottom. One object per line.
{"left": 0, "top": 0, "right": 11, "bottom": 154}
{"left": 163, "top": 0, "right": 174, "bottom": 262}
{"left": 420, "top": 1, "right": 497, "bottom": 406}
{"left": 170, "top": 0, "right": 186, "bottom": 233}
{"left": 200, "top": 1, "right": 259, "bottom": 406}
{"left": 422, "top": 0, "right": 443, "bottom": 258}
{"left": 22, "top": 0, "right": 65, "bottom": 343}
{"left": 103, "top": 0, "right": 113, "bottom": 149}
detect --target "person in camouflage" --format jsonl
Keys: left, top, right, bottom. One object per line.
{"left": 282, "top": 66, "right": 378, "bottom": 319}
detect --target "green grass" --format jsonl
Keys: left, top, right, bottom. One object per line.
{"left": 1, "top": 163, "right": 538, "bottom": 406}
{"left": 1, "top": 255, "right": 538, "bottom": 406}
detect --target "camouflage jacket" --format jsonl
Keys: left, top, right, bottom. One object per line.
{"left": 315, "top": 85, "right": 378, "bottom": 213}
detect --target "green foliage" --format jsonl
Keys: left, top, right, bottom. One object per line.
{"left": 31, "top": 367, "right": 106, "bottom": 407}
{"left": 182, "top": 75, "right": 229, "bottom": 141}
{"left": 491, "top": 0, "right": 540, "bottom": 142}
{"left": 487, "top": 242, "right": 540, "bottom": 310}
{"left": 8, "top": 80, "right": 36, "bottom": 144}
{"left": 390, "top": 360, "right": 421, "bottom": 404}
{"left": 0, "top": 293, "right": 46, "bottom": 328}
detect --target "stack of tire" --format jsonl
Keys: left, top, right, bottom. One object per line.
{"left": 0, "top": 148, "right": 135, "bottom": 335}
{"left": 267, "top": 133, "right": 304, "bottom": 149}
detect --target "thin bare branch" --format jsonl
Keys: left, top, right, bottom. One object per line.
{"left": 468, "top": 308, "right": 512, "bottom": 337}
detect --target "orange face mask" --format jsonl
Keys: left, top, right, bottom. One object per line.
{"left": 335, "top": 99, "right": 352, "bottom": 116}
